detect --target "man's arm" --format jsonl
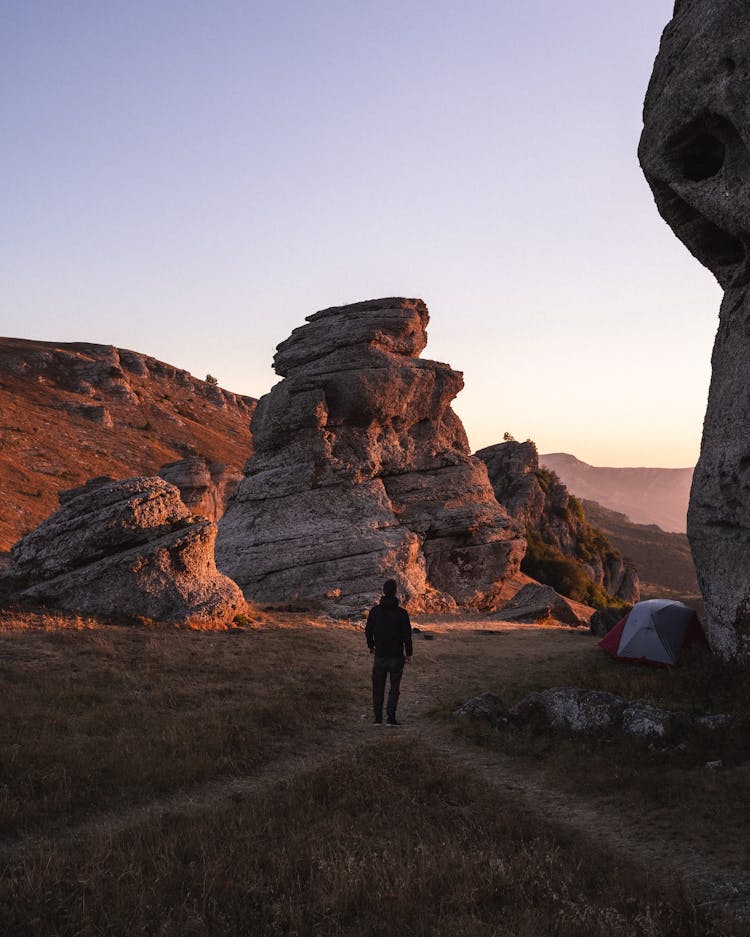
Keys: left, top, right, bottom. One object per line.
{"left": 365, "top": 606, "right": 377, "bottom": 651}
{"left": 402, "top": 609, "right": 413, "bottom": 658}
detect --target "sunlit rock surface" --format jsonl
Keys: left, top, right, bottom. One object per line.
{"left": 216, "top": 298, "right": 525, "bottom": 614}
{"left": 640, "top": 0, "right": 750, "bottom": 658}
{"left": 4, "top": 476, "right": 244, "bottom": 626}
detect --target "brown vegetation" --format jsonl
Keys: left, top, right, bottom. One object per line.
{"left": 0, "top": 610, "right": 747, "bottom": 935}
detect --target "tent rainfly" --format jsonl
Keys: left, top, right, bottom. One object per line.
{"left": 599, "top": 599, "right": 707, "bottom": 666}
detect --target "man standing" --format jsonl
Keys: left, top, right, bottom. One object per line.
{"left": 365, "top": 579, "right": 413, "bottom": 726}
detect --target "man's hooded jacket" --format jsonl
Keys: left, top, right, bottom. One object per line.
{"left": 366, "top": 595, "right": 413, "bottom": 658}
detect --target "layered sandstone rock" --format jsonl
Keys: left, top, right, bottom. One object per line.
{"left": 640, "top": 0, "right": 750, "bottom": 658}
{"left": 159, "top": 456, "right": 242, "bottom": 522}
{"left": 216, "top": 298, "right": 524, "bottom": 614}
{"left": 477, "top": 440, "right": 640, "bottom": 604}
{"left": 4, "top": 476, "right": 244, "bottom": 626}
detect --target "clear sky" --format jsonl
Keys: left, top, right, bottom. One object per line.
{"left": 2, "top": 1, "right": 721, "bottom": 468}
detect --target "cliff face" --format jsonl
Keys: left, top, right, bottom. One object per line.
{"left": 639, "top": 0, "right": 750, "bottom": 658}
{"left": 0, "top": 338, "right": 255, "bottom": 552}
{"left": 477, "top": 440, "right": 640, "bottom": 607}
{"left": 216, "top": 298, "right": 525, "bottom": 615}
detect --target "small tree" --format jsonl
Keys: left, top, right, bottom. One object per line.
{"left": 205, "top": 373, "right": 218, "bottom": 385}
{"left": 503, "top": 431, "right": 515, "bottom": 442}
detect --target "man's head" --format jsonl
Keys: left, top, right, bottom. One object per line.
{"left": 383, "top": 579, "right": 397, "bottom": 597}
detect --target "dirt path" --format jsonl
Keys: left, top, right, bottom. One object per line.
{"left": 3, "top": 623, "right": 749, "bottom": 920}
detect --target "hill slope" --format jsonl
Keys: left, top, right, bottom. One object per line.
{"left": 0, "top": 338, "right": 256, "bottom": 552}
{"left": 540, "top": 452, "right": 692, "bottom": 533}
{"left": 582, "top": 500, "right": 699, "bottom": 600}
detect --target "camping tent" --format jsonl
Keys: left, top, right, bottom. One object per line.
{"left": 599, "top": 599, "right": 707, "bottom": 666}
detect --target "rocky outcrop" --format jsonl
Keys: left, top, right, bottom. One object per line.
{"left": 0, "top": 340, "right": 253, "bottom": 413}
{"left": 477, "top": 440, "right": 640, "bottom": 605}
{"left": 639, "top": 1, "right": 750, "bottom": 659}
{"left": 216, "top": 298, "right": 525, "bottom": 614}
{"left": 0, "top": 337, "right": 256, "bottom": 553}
{"left": 3, "top": 476, "right": 244, "bottom": 627}
{"left": 478, "top": 440, "right": 546, "bottom": 527}
{"left": 159, "top": 456, "right": 242, "bottom": 522}
{"left": 454, "top": 687, "right": 732, "bottom": 740}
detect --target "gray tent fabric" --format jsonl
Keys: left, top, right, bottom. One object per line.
{"left": 614, "top": 600, "right": 696, "bottom": 665}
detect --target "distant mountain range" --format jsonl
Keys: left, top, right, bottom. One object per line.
{"left": 540, "top": 452, "right": 692, "bottom": 534}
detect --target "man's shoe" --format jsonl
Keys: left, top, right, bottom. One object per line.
{"left": 373, "top": 717, "right": 383, "bottom": 725}
{"left": 386, "top": 718, "right": 401, "bottom": 726}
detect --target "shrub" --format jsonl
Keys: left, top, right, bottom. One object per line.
{"left": 522, "top": 527, "right": 612, "bottom": 608}
{"left": 205, "top": 373, "right": 218, "bottom": 385}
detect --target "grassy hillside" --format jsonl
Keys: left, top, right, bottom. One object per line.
{"left": 583, "top": 499, "right": 700, "bottom": 601}
{"left": 0, "top": 338, "right": 255, "bottom": 551}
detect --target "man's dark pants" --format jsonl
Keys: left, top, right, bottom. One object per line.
{"left": 372, "top": 655, "right": 405, "bottom": 722}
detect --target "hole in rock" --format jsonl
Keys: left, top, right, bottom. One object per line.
{"left": 720, "top": 57, "right": 737, "bottom": 76}
{"left": 666, "top": 114, "right": 739, "bottom": 182}
{"left": 673, "top": 132, "right": 726, "bottom": 181}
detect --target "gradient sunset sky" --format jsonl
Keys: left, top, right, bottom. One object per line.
{"left": 3, "top": 1, "right": 721, "bottom": 467}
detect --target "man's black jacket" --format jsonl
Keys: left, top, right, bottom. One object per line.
{"left": 365, "top": 595, "right": 413, "bottom": 658}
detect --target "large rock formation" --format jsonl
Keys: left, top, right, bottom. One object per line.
{"left": 3, "top": 476, "right": 245, "bottom": 627}
{"left": 216, "top": 298, "right": 524, "bottom": 614}
{"left": 477, "top": 440, "right": 640, "bottom": 605}
{"left": 640, "top": 1, "right": 750, "bottom": 658}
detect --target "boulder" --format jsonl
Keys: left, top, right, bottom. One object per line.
{"left": 639, "top": 1, "right": 750, "bottom": 659}
{"left": 492, "top": 582, "right": 590, "bottom": 627}
{"left": 216, "top": 298, "right": 525, "bottom": 615}
{"left": 454, "top": 686, "right": 731, "bottom": 740}
{"left": 159, "top": 456, "right": 242, "bottom": 522}
{"left": 621, "top": 703, "right": 676, "bottom": 739}
{"left": 3, "top": 476, "right": 244, "bottom": 627}
{"left": 513, "top": 688, "right": 627, "bottom": 734}
{"left": 589, "top": 606, "right": 623, "bottom": 637}
{"left": 453, "top": 691, "right": 510, "bottom": 726}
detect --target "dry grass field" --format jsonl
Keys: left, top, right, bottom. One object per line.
{"left": 1, "top": 608, "right": 748, "bottom": 936}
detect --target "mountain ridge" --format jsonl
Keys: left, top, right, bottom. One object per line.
{"left": 0, "top": 337, "right": 255, "bottom": 552}
{"left": 540, "top": 452, "right": 692, "bottom": 534}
